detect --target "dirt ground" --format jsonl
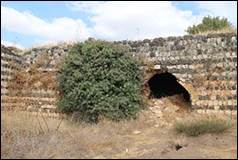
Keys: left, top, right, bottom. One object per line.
{"left": 1, "top": 98, "right": 237, "bottom": 159}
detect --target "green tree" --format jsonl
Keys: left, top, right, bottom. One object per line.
{"left": 186, "top": 16, "right": 233, "bottom": 35}
{"left": 58, "top": 39, "right": 143, "bottom": 123}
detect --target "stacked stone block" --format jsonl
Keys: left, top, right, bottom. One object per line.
{"left": 1, "top": 45, "right": 23, "bottom": 109}
{"left": 119, "top": 33, "right": 237, "bottom": 110}
{"left": 1, "top": 33, "right": 237, "bottom": 113}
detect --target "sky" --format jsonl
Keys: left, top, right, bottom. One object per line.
{"left": 1, "top": 1, "right": 237, "bottom": 49}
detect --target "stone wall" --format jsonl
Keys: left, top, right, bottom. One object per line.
{"left": 1, "top": 44, "right": 73, "bottom": 112}
{"left": 1, "top": 33, "right": 237, "bottom": 113}
{"left": 118, "top": 33, "right": 237, "bottom": 110}
{"left": 1, "top": 45, "right": 23, "bottom": 109}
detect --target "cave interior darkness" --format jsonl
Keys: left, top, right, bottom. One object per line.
{"left": 147, "top": 72, "right": 191, "bottom": 104}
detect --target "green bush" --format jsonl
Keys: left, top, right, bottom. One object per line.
{"left": 186, "top": 16, "right": 233, "bottom": 35}
{"left": 57, "top": 39, "right": 143, "bottom": 123}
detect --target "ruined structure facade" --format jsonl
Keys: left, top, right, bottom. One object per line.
{"left": 1, "top": 33, "right": 237, "bottom": 114}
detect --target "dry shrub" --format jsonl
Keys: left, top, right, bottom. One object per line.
{"left": 174, "top": 113, "right": 233, "bottom": 137}
{"left": 1, "top": 110, "right": 63, "bottom": 159}
{"left": 1, "top": 109, "right": 155, "bottom": 159}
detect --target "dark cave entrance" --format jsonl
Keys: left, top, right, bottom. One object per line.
{"left": 147, "top": 72, "right": 191, "bottom": 105}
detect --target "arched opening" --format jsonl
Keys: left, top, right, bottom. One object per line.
{"left": 147, "top": 72, "right": 191, "bottom": 106}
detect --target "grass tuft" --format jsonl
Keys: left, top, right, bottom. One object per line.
{"left": 175, "top": 117, "right": 232, "bottom": 137}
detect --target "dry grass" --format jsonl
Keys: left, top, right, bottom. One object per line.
{"left": 1, "top": 108, "right": 237, "bottom": 159}
{"left": 1, "top": 110, "right": 155, "bottom": 159}
{"left": 174, "top": 113, "right": 233, "bottom": 137}
{"left": 193, "top": 27, "right": 237, "bottom": 35}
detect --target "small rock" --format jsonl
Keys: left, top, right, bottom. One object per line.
{"left": 27, "top": 105, "right": 34, "bottom": 111}
{"left": 154, "top": 105, "right": 160, "bottom": 108}
{"left": 154, "top": 124, "right": 159, "bottom": 128}
{"left": 34, "top": 81, "right": 42, "bottom": 88}
{"left": 154, "top": 65, "right": 161, "bottom": 69}
{"left": 214, "top": 106, "right": 220, "bottom": 110}
{"left": 133, "top": 130, "right": 141, "bottom": 134}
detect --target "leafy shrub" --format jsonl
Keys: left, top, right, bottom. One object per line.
{"left": 58, "top": 39, "right": 143, "bottom": 123}
{"left": 175, "top": 118, "right": 231, "bottom": 137}
{"left": 186, "top": 16, "right": 234, "bottom": 35}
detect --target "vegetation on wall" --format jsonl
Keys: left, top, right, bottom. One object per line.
{"left": 9, "top": 53, "right": 57, "bottom": 92}
{"left": 58, "top": 39, "right": 144, "bottom": 123}
{"left": 186, "top": 16, "right": 235, "bottom": 35}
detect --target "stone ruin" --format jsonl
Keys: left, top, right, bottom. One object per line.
{"left": 1, "top": 33, "right": 237, "bottom": 116}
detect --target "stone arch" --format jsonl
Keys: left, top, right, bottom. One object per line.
{"left": 144, "top": 71, "right": 192, "bottom": 108}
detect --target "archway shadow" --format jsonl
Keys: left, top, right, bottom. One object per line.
{"left": 148, "top": 72, "right": 191, "bottom": 107}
